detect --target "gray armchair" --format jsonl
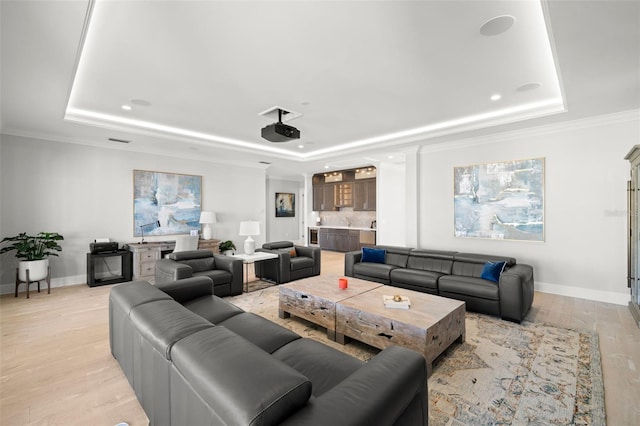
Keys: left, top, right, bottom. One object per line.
{"left": 155, "top": 250, "right": 243, "bottom": 296}
{"left": 255, "top": 241, "right": 321, "bottom": 284}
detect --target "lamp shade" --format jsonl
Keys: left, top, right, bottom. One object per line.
{"left": 239, "top": 221, "right": 260, "bottom": 236}
{"left": 199, "top": 211, "right": 217, "bottom": 224}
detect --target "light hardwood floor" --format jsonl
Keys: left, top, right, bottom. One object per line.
{"left": 1, "top": 250, "right": 639, "bottom": 425}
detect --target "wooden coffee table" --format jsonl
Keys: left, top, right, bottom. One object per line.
{"left": 278, "top": 275, "right": 382, "bottom": 341}
{"left": 336, "top": 286, "right": 465, "bottom": 375}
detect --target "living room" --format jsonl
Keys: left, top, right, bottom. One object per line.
{"left": 1, "top": 0, "right": 639, "bottom": 425}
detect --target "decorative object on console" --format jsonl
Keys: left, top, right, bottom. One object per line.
{"left": 275, "top": 192, "right": 295, "bottom": 217}
{"left": 454, "top": 157, "right": 544, "bottom": 241}
{"left": 138, "top": 221, "right": 160, "bottom": 244}
{"left": 239, "top": 221, "right": 260, "bottom": 254}
{"left": 199, "top": 211, "right": 217, "bottom": 240}
{"left": 133, "top": 169, "right": 202, "bottom": 237}
{"left": 0, "top": 231, "right": 64, "bottom": 298}
{"left": 218, "top": 240, "right": 237, "bottom": 256}
{"left": 383, "top": 294, "right": 411, "bottom": 309}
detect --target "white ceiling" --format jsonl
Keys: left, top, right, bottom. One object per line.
{"left": 1, "top": 1, "right": 639, "bottom": 179}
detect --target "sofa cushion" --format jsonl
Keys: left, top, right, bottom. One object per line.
{"left": 361, "top": 247, "right": 386, "bottom": 263}
{"left": 438, "top": 275, "right": 500, "bottom": 300}
{"left": 389, "top": 268, "right": 442, "bottom": 292}
{"left": 290, "top": 256, "right": 314, "bottom": 271}
{"left": 193, "top": 269, "right": 232, "bottom": 285}
{"left": 171, "top": 327, "right": 312, "bottom": 426}
{"left": 376, "top": 246, "right": 412, "bottom": 267}
{"left": 480, "top": 261, "right": 506, "bottom": 283}
{"left": 353, "top": 262, "right": 398, "bottom": 282}
{"left": 182, "top": 295, "right": 244, "bottom": 324}
{"left": 129, "top": 300, "right": 214, "bottom": 360}
{"left": 263, "top": 241, "right": 295, "bottom": 250}
{"left": 406, "top": 249, "right": 455, "bottom": 274}
{"left": 273, "top": 338, "right": 363, "bottom": 397}
{"left": 219, "top": 312, "right": 301, "bottom": 353}
{"left": 167, "top": 250, "right": 213, "bottom": 261}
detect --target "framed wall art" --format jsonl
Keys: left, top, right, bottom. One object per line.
{"left": 275, "top": 192, "right": 295, "bottom": 217}
{"left": 454, "top": 158, "right": 544, "bottom": 241}
{"left": 133, "top": 170, "right": 202, "bottom": 237}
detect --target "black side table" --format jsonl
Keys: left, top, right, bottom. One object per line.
{"left": 86, "top": 250, "right": 133, "bottom": 287}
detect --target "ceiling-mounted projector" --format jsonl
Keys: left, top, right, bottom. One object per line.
{"left": 261, "top": 108, "right": 300, "bottom": 142}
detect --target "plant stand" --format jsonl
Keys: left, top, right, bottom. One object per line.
{"left": 15, "top": 265, "right": 50, "bottom": 298}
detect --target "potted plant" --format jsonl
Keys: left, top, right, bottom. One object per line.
{"left": 218, "top": 240, "right": 236, "bottom": 256}
{"left": 0, "top": 232, "right": 64, "bottom": 281}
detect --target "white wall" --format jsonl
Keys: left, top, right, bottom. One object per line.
{"left": 417, "top": 112, "right": 638, "bottom": 305}
{"left": 265, "top": 178, "right": 302, "bottom": 243}
{"left": 0, "top": 134, "right": 266, "bottom": 292}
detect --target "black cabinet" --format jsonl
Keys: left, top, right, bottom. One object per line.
{"left": 86, "top": 250, "right": 132, "bottom": 287}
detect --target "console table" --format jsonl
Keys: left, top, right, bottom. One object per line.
{"left": 126, "top": 239, "right": 220, "bottom": 281}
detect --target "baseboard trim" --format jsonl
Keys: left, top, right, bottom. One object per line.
{"left": 0, "top": 274, "right": 85, "bottom": 296}
{"left": 535, "top": 281, "right": 629, "bottom": 306}
{"left": 1, "top": 275, "right": 630, "bottom": 306}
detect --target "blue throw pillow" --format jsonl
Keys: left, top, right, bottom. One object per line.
{"left": 480, "top": 261, "right": 506, "bottom": 283}
{"left": 361, "top": 247, "right": 386, "bottom": 264}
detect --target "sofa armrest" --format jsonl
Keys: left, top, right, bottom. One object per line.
{"left": 344, "top": 250, "right": 362, "bottom": 277}
{"left": 212, "top": 255, "right": 244, "bottom": 295}
{"left": 155, "top": 276, "right": 214, "bottom": 303}
{"left": 155, "top": 258, "right": 193, "bottom": 284}
{"left": 256, "top": 248, "right": 291, "bottom": 283}
{"left": 280, "top": 345, "right": 427, "bottom": 425}
{"left": 499, "top": 263, "right": 535, "bottom": 323}
{"left": 295, "top": 246, "right": 321, "bottom": 276}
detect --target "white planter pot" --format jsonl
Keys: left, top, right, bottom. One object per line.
{"left": 19, "top": 259, "right": 49, "bottom": 282}
{"left": 222, "top": 250, "right": 235, "bottom": 256}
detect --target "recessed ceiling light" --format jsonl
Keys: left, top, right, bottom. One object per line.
{"left": 516, "top": 82, "right": 542, "bottom": 92}
{"left": 480, "top": 15, "right": 516, "bottom": 36}
{"left": 490, "top": 94, "right": 502, "bottom": 101}
{"left": 298, "top": 144, "right": 304, "bottom": 149}
{"left": 121, "top": 105, "right": 132, "bottom": 111}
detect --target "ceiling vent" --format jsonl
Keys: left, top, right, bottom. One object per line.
{"left": 108, "top": 137, "right": 130, "bottom": 143}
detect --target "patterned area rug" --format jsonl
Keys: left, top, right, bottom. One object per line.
{"left": 227, "top": 287, "right": 606, "bottom": 425}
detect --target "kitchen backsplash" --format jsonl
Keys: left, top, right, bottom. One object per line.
{"left": 313, "top": 208, "right": 377, "bottom": 228}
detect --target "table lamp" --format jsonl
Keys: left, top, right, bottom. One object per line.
{"left": 199, "top": 211, "right": 217, "bottom": 240}
{"left": 239, "top": 221, "right": 260, "bottom": 254}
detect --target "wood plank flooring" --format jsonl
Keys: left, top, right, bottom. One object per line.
{"left": 1, "top": 250, "right": 639, "bottom": 425}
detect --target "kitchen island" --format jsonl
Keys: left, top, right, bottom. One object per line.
{"left": 309, "top": 226, "right": 376, "bottom": 252}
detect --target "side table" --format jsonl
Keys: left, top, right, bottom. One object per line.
{"left": 231, "top": 252, "right": 279, "bottom": 292}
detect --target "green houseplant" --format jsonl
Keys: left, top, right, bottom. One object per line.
{"left": 0, "top": 232, "right": 64, "bottom": 281}
{"left": 218, "top": 240, "right": 236, "bottom": 255}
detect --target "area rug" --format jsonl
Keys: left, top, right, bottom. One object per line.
{"left": 227, "top": 287, "right": 606, "bottom": 425}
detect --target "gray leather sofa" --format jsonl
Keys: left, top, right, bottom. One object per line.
{"left": 255, "top": 241, "right": 321, "bottom": 284}
{"left": 109, "top": 276, "right": 427, "bottom": 426}
{"left": 155, "top": 249, "right": 243, "bottom": 296}
{"left": 345, "top": 245, "right": 534, "bottom": 323}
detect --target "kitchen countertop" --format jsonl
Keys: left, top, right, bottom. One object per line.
{"left": 309, "top": 225, "right": 376, "bottom": 231}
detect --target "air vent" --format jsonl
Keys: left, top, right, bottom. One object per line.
{"left": 259, "top": 161, "right": 271, "bottom": 165}
{"left": 108, "top": 138, "right": 130, "bottom": 144}
{"left": 258, "top": 106, "right": 302, "bottom": 122}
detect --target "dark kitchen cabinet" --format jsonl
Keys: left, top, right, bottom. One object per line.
{"left": 354, "top": 179, "right": 376, "bottom": 211}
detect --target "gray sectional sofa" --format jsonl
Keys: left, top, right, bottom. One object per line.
{"left": 109, "top": 276, "right": 428, "bottom": 426}
{"left": 345, "top": 245, "right": 534, "bottom": 322}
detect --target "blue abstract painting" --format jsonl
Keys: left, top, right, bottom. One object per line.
{"left": 133, "top": 170, "right": 202, "bottom": 237}
{"left": 454, "top": 158, "right": 544, "bottom": 241}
